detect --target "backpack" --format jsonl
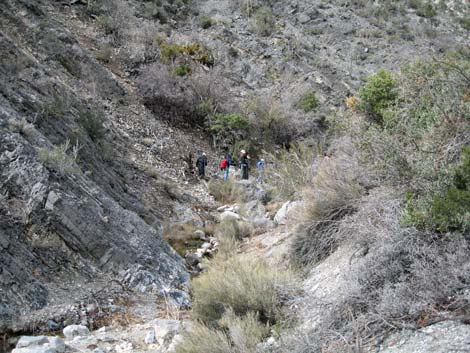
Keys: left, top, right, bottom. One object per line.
{"left": 220, "top": 158, "right": 228, "bottom": 170}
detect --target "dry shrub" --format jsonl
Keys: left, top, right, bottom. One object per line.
{"left": 175, "top": 322, "right": 232, "bottom": 353}
{"left": 138, "top": 64, "right": 231, "bottom": 127}
{"left": 215, "top": 218, "right": 253, "bottom": 242}
{"left": 281, "top": 189, "right": 470, "bottom": 353}
{"left": 164, "top": 223, "right": 202, "bottom": 256}
{"left": 208, "top": 179, "right": 247, "bottom": 204}
{"left": 175, "top": 310, "right": 269, "bottom": 353}
{"left": 265, "top": 141, "right": 321, "bottom": 199}
{"left": 191, "top": 254, "right": 296, "bottom": 325}
{"left": 290, "top": 140, "right": 366, "bottom": 266}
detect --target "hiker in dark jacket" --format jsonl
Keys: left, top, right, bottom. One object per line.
{"left": 196, "top": 152, "right": 208, "bottom": 177}
{"left": 239, "top": 150, "right": 250, "bottom": 180}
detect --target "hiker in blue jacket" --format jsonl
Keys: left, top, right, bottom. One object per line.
{"left": 256, "top": 158, "right": 265, "bottom": 182}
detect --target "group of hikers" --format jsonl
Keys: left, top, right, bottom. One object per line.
{"left": 195, "top": 149, "right": 265, "bottom": 182}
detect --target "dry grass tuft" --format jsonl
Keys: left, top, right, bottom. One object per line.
{"left": 191, "top": 253, "right": 297, "bottom": 325}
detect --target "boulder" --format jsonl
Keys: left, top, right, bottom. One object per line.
{"left": 274, "top": 201, "right": 303, "bottom": 225}
{"left": 14, "top": 336, "right": 65, "bottom": 353}
{"left": 16, "top": 337, "right": 49, "bottom": 348}
{"left": 63, "top": 325, "right": 90, "bottom": 338}
{"left": 219, "top": 211, "right": 240, "bottom": 221}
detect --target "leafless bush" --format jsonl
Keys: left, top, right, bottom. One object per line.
{"left": 280, "top": 189, "right": 470, "bottom": 353}
{"left": 290, "top": 139, "right": 366, "bottom": 266}
{"left": 138, "top": 64, "right": 232, "bottom": 127}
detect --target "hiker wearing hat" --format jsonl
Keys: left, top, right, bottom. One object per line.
{"left": 239, "top": 150, "right": 250, "bottom": 180}
{"left": 196, "top": 152, "right": 208, "bottom": 178}
{"left": 256, "top": 158, "right": 265, "bottom": 182}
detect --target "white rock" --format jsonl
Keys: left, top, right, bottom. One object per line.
{"left": 44, "top": 191, "right": 60, "bottom": 211}
{"left": 12, "top": 348, "right": 56, "bottom": 353}
{"left": 63, "top": 325, "right": 90, "bottom": 338}
{"left": 193, "top": 230, "right": 206, "bottom": 240}
{"left": 47, "top": 337, "right": 65, "bottom": 353}
{"left": 97, "top": 326, "right": 112, "bottom": 333}
{"left": 144, "top": 331, "right": 156, "bottom": 344}
{"left": 219, "top": 211, "right": 240, "bottom": 221}
{"left": 115, "top": 341, "right": 133, "bottom": 352}
{"left": 274, "top": 201, "right": 303, "bottom": 225}
{"left": 16, "top": 336, "right": 49, "bottom": 348}
{"left": 201, "top": 242, "right": 211, "bottom": 250}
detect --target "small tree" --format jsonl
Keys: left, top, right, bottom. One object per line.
{"left": 359, "top": 70, "right": 398, "bottom": 124}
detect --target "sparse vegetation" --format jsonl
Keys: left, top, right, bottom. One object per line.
{"left": 252, "top": 7, "right": 275, "bottom": 36}
{"left": 38, "top": 140, "right": 79, "bottom": 175}
{"left": 199, "top": 15, "right": 215, "bottom": 29}
{"left": 191, "top": 253, "right": 296, "bottom": 325}
{"left": 295, "top": 91, "right": 319, "bottom": 112}
{"left": 208, "top": 179, "right": 247, "bottom": 204}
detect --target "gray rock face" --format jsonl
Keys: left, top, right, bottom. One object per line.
{"left": 0, "top": 0, "right": 189, "bottom": 333}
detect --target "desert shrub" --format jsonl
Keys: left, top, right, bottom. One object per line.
{"left": 416, "top": 2, "right": 437, "bottom": 18}
{"left": 208, "top": 179, "right": 247, "bottom": 204}
{"left": 208, "top": 113, "right": 250, "bottom": 148}
{"left": 78, "top": 109, "right": 105, "bottom": 142}
{"left": 191, "top": 253, "right": 296, "bottom": 324}
{"left": 164, "top": 223, "right": 203, "bottom": 256}
{"left": 96, "top": 15, "right": 116, "bottom": 34}
{"left": 252, "top": 7, "right": 275, "bottom": 36}
{"left": 242, "top": 95, "right": 296, "bottom": 149}
{"left": 199, "top": 15, "right": 215, "bottom": 29}
{"left": 38, "top": 140, "right": 79, "bottom": 175}
{"left": 159, "top": 41, "right": 214, "bottom": 66}
{"left": 265, "top": 141, "right": 320, "bottom": 199}
{"left": 290, "top": 145, "right": 365, "bottom": 266}
{"left": 281, "top": 190, "right": 470, "bottom": 353}
{"left": 295, "top": 91, "right": 318, "bottom": 112}
{"left": 458, "top": 16, "right": 470, "bottom": 31}
{"left": 359, "top": 70, "right": 398, "bottom": 124}
{"left": 403, "top": 146, "right": 470, "bottom": 233}
{"left": 95, "top": 44, "right": 113, "bottom": 63}
{"left": 175, "top": 311, "right": 269, "bottom": 353}
{"left": 215, "top": 218, "right": 253, "bottom": 243}
{"left": 175, "top": 322, "right": 232, "bottom": 353}
{"left": 174, "top": 64, "right": 191, "bottom": 76}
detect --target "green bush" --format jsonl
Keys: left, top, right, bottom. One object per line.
{"left": 78, "top": 109, "right": 105, "bottom": 142}
{"left": 38, "top": 140, "right": 79, "bottom": 175}
{"left": 191, "top": 254, "right": 295, "bottom": 325}
{"left": 252, "top": 7, "right": 275, "bottom": 36}
{"left": 209, "top": 113, "right": 249, "bottom": 133}
{"left": 96, "top": 15, "right": 116, "bottom": 34}
{"left": 199, "top": 15, "right": 215, "bottom": 29}
{"left": 296, "top": 91, "right": 319, "bottom": 112}
{"left": 359, "top": 70, "right": 398, "bottom": 123}
{"left": 403, "top": 146, "right": 470, "bottom": 233}
{"left": 416, "top": 2, "right": 437, "bottom": 18}
{"left": 174, "top": 64, "right": 191, "bottom": 76}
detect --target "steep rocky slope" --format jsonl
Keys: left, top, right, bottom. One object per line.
{"left": 1, "top": 0, "right": 468, "bottom": 348}
{"left": 0, "top": 0, "right": 218, "bottom": 336}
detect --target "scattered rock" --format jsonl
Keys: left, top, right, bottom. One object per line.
{"left": 63, "top": 324, "right": 90, "bottom": 338}
{"left": 154, "top": 319, "right": 181, "bottom": 346}
{"left": 144, "top": 330, "right": 156, "bottom": 344}
{"left": 220, "top": 211, "right": 240, "bottom": 221}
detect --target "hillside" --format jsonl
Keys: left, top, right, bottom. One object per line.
{"left": 1, "top": 0, "right": 469, "bottom": 352}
